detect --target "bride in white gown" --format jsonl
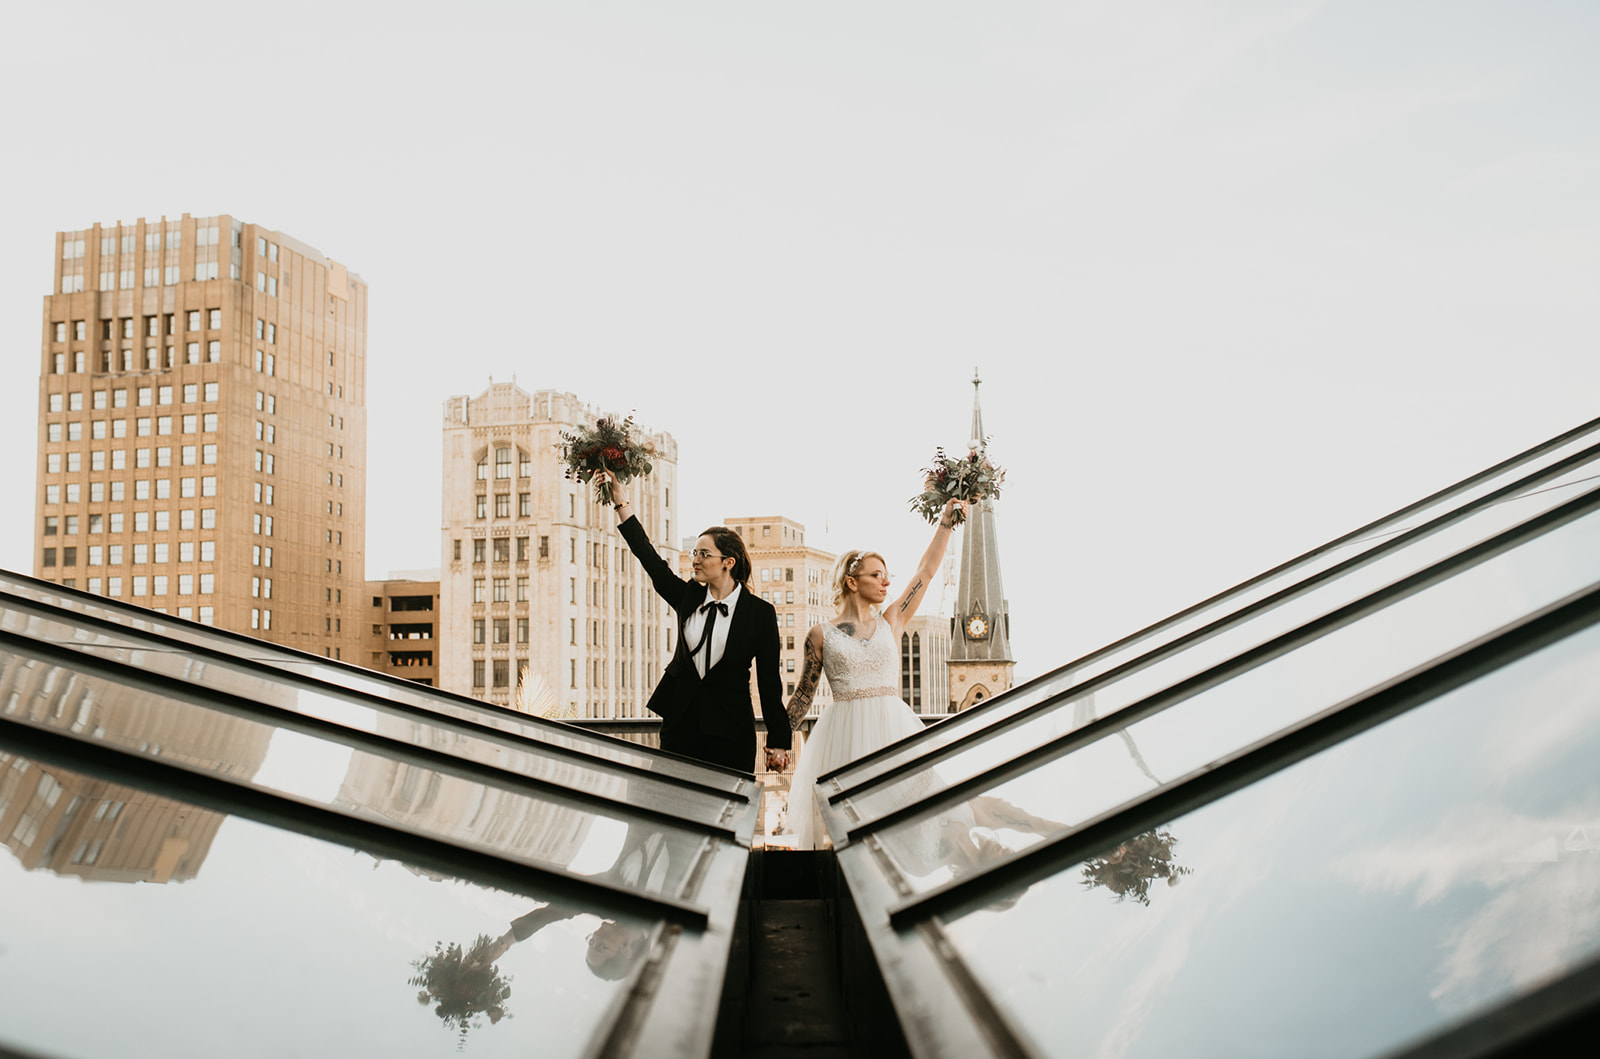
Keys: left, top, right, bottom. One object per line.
{"left": 784, "top": 498, "right": 963, "bottom": 849}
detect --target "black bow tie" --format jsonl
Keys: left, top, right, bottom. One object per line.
{"left": 689, "top": 599, "right": 728, "bottom": 661}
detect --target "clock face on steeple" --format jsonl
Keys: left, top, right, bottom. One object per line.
{"left": 965, "top": 614, "right": 990, "bottom": 640}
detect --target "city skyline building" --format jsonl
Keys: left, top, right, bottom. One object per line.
{"left": 946, "top": 370, "right": 1015, "bottom": 709}
{"left": 722, "top": 515, "right": 836, "bottom": 715}
{"left": 33, "top": 213, "right": 367, "bottom": 658}
{"left": 439, "top": 383, "right": 678, "bottom": 717}
{"left": 363, "top": 576, "right": 440, "bottom": 686}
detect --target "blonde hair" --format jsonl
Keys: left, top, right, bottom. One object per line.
{"left": 832, "top": 549, "right": 887, "bottom": 608}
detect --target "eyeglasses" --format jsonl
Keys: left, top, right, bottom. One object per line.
{"left": 689, "top": 549, "right": 725, "bottom": 561}
{"left": 852, "top": 571, "right": 891, "bottom": 583}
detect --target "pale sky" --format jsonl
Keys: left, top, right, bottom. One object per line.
{"left": 2, "top": 0, "right": 1597, "bottom": 682}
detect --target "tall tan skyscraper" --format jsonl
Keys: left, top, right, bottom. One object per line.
{"left": 34, "top": 214, "right": 367, "bottom": 658}
{"left": 440, "top": 383, "right": 678, "bottom": 717}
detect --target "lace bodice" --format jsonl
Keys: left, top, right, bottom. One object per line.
{"left": 822, "top": 620, "right": 900, "bottom": 701}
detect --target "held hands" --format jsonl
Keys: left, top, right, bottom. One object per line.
{"left": 596, "top": 469, "right": 631, "bottom": 511}
{"left": 764, "top": 746, "right": 791, "bottom": 772}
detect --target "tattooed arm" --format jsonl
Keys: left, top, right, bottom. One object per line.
{"left": 887, "top": 497, "right": 965, "bottom": 634}
{"left": 785, "top": 625, "right": 826, "bottom": 728}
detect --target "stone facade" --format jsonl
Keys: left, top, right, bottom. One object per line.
{"left": 440, "top": 384, "right": 679, "bottom": 717}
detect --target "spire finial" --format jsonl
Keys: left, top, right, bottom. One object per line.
{"left": 969, "top": 367, "right": 985, "bottom": 449}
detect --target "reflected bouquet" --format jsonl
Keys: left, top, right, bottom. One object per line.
{"left": 1079, "top": 829, "right": 1193, "bottom": 906}
{"left": 559, "top": 412, "right": 655, "bottom": 503}
{"left": 909, "top": 441, "right": 1005, "bottom": 527}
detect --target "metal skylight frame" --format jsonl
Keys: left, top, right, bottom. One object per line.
{"left": 818, "top": 423, "right": 1600, "bottom": 835}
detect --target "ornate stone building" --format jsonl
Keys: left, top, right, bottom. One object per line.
{"left": 946, "top": 371, "right": 1015, "bottom": 709}
{"left": 439, "top": 383, "right": 679, "bottom": 717}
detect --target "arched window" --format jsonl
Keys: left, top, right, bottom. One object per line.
{"left": 495, "top": 446, "right": 513, "bottom": 479}
{"left": 475, "top": 452, "right": 489, "bottom": 481}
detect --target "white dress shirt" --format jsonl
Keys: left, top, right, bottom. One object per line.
{"left": 682, "top": 583, "right": 741, "bottom": 678}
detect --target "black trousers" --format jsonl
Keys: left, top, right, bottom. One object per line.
{"left": 660, "top": 722, "right": 756, "bottom": 774}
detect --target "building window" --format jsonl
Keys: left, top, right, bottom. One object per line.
{"left": 495, "top": 447, "right": 512, "bottom": 479}
{"left": 475, "top": 495, "right": 487, "bottom": 520}
{"left": 493, "top": 618, "right": 509, "bottom": 644}
{"left": 519, "top": 493, "right": 531, "bottom": 518}
{"left": 516, "top": 577, "right": 528, "bottom": 602}
{"left": 473, "top": 539, "right": 486, "bottom": 563}
{"left": 495, "top": 493, "right": 510, "bottom": 519}
{"left": 493, "top": 538, "right": 510, "bottom": 563}
{"left": 473, "top": 660, "right": 486, "bottom": 688}
{"left": 539, "top": 536, "right": 549, "bottom": 559}
{"left": 472, "top": 619, "right": 485, "bottom": 644}
{"left": 493, "top": 578, "right": 509, "bottom": 603}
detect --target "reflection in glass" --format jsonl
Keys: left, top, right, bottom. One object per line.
{"left": 876, "top": 503, "right": 1600, "bottom": 890}
{"left": 0, "top": 751, "right": 665, "bottom": 1059}
{"left": 878, "top": 793, "right": 1064, "bottom": 891}
{"left": 938, "top": 615, "right": 1600, "bottom": 1059}
{"left": 0, "top": 651, "right": 714, "bottom": 900}
{"left": 411, "top": 935, "right": 515, "bottom": 1044}
{"left": 407, "top": 818, "right": 674, "bottom": 1043}
{"left": 0, "top": 574, "right": 723, "bottom": 785}
{"left": 1079, "top": 828, "right": 1192, "bottom": 906}
{"left": 0, "top": 603, "right": 741, "bottom": 820}
{"left": 834, "top": 453, "right": 1600, "bottom": 805}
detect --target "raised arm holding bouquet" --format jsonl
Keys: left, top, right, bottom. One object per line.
{"left": 781, "top": 493, "right": 966, "bottom": 849}
{"left": 560, "top": 413, "right": 656, "bottom": 505}
{"left": 598, "top": 469, "right": 792, "bottom": 775}
{"left": 909, "top": 440, "right": 1004, "bottom": 526}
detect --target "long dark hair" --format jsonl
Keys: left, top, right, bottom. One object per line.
{"left": 699, "top": 526, "right": 753, "bottom": 590}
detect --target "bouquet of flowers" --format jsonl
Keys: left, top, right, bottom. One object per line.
{"left": 909, "top": 441, "right": 1005, "bottom": 527}
{"left": 559, "top": 412, "right": 655, "bottom": 504}
{"left": 1079, "top": 828, "right": 1193, "bottom": 907}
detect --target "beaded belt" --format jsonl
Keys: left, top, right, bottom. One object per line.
{"left": 834, "top": 685, "right": 899, "bottom": 702}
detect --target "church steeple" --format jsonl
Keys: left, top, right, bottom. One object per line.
{"left": 947, "top": 369, "right": 1016, "bottom": 710}
{"left": 970, "top": 367, "right": 986, "bottom": 446}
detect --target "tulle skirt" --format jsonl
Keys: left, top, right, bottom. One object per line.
{"left": 786, "top": 694, "right": 925, "bottom": 850}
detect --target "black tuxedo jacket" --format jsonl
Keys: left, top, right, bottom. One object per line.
{"left": 619, "top": 516, "right": 792, "bottom": 752}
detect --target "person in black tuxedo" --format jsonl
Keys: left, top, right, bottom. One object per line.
{"left": 599, "top": 470, "right": 793, "bottom": 774}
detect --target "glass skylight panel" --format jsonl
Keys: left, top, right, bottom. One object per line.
{"left": 0, "top": 602, "right": 742, "bottom": 829}
{"left": 869, "top": 498, "right": 1600, "bottom": 891}
{"left": 0, "top": 572, "right": 747, "bottom": 793}
{"left": 838, "top": 459, "right": 1600, "bottom": 830}
{"left": 0, "top": 752, "right": 665, "bottom": 1059}
{"left": 827, "top": 428, "right": 1600, "bottom": 796}
{"left": 933, "top": 613, "right": 1600, "bottom": 1059}
{"left": 0, "top": 650, "right": 717, "bottom": 904}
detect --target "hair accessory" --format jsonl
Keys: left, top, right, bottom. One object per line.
{"left": 846, "top": 554, "right": 864, "bottom": 575}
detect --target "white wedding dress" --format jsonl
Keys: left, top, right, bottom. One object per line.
{"left": 787, "top": 619, "right": 925, "bottom": 850}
